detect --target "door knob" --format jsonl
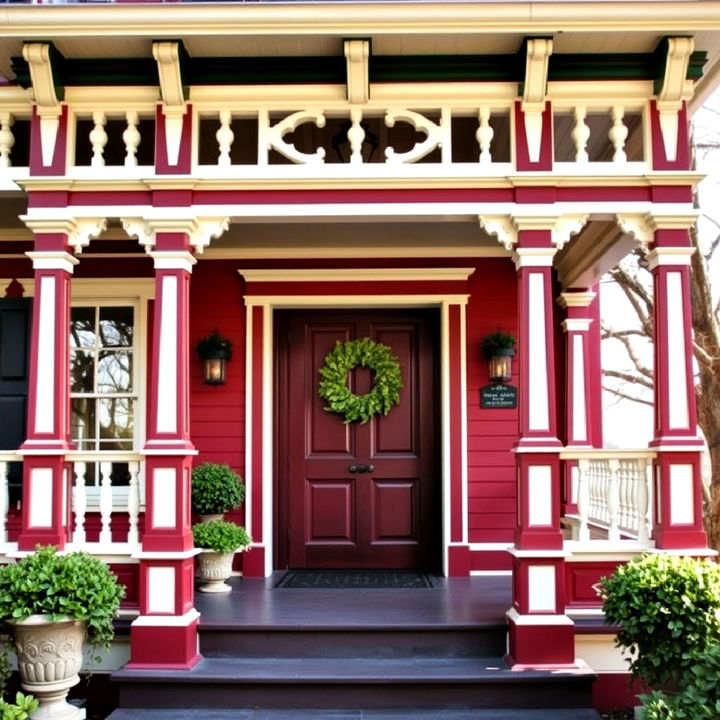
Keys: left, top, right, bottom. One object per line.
{"left": 348, "top": 465, "right": 358, "bottom": 473}
{"left": 351, "top": 464, "right": 375, "bottom": 474}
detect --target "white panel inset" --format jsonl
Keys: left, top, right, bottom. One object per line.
{"left": 147, "top": 566, "right": 176, "bottom": 614}
{"left": 571, "top": 335, "right": 587, "bottom": 442}
{"left": 666, "top": 272, "right": 690, "bottom": 430}
{"left": 34, "top": 276, "right": 56, "bottom": 434}
{"left": 152, "top": 468, "right": 177, "bottom": 528}
{"left": 156, "top": 275, "right": 178, "bottom": 434}
{"left": 528, "top": 565, "right": 556, "bottom": 613}
{"left": 669, "top": 464, "right": 694, "bottom": 525}
{"left": 528, "top": 465, "right": 552, "bottom": 526}
{"left": 528, "top": 272, "right": 549, "bottom": 431}
{"left": 29, "top": 467, "right": 53, "bottom": 527}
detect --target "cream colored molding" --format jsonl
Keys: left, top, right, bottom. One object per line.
{"left": 552, "top": 214, "right": 588, "bottom": 251}
{"left": 239, "top": 267, "right": 476, "bottom": 283}
{"left": 64, "top": 86, "right": 159, "bottom": 114}
{"left": 616, "top": 210, "right": 698, "bottom": 251}
{"left": 656, "top": 37, "right": 695, "bottom": 163}
{"left": 152, "top": 41, "right": 187, "bottom": 167}
{"left": 548, "top": 80, "right": 652, "bottom": 109}
{"left": 522, "top": 38, "right": 553, "bottom": 164}
{"left": 513, "top": 246, "right": 556, "bottom": 269}
{"left": 122, "top": 216, "right": 229, "bottom": 254}
{"left": 345, "top": 39, "right": 369, "bottom": 105}
{"left": 25, "top": 250, "right": 79, "bottom": 274}
{"left": 557, "top": 290, "right": 596, "bottom": 309}
{"left": 646, "top": 245, "right": 695, "bottom": 270}
{"left": 21, "top": 216, "right": 106, "bottom": 253}
{"left": 479, "top": 214, "right": 517, "bottom": 251}
{"left": 22, "top": 43, "right": 61, "bottom": 168}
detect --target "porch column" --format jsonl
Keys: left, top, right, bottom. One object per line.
{"left": 558, "top": 289, "right": 603, "bottom": 517}
{"left": 509, "top": 228, "right": 573, "bottom": 667}
{"left": 127, "top": 224, "right": 200, "bottom": 670}
{"left": 648, "top": 227, "right": 707, "bottom": 550}
{"left": 17, "top": 218, "right": 105, "bottom": 551}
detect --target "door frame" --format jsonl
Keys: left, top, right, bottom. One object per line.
{"left": 239, "top": 267, "right": 474, "bottom": 578}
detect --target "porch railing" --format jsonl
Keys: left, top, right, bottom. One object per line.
{"left": 561, "top": 449, "right": 655, "bottom": 547}
{"left": 0, "top": 451, "right": 144, "bottom": 555}
{"left": 0, "top": 98, "right": 649, "bottom": 187}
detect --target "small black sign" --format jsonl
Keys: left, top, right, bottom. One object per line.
{"left": 480, "top": 384, "right": 518, "bottom": 409}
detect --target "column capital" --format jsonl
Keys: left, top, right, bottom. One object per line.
{"left": 21, "top": 216, "right": 107, "bottom": 255}
{"left": 122, "top": 216, "right": 229, "bottom": 254}
{"left": 557, "top": 290, "right": 596, "bottom": 309}
{"left": 646, "top": 245, "right": 695, "bottom": 270}
{"left": 148, "top": 250, "right": 197, "bottom": 273}
{"left": 480, "top": 212, "right": 587, "bottom": 252}
{"left": 25, "top": 250, "right": 78, "bottom": 273}
{"left": 616, "top": 210, "right": 698, "bottom": 251}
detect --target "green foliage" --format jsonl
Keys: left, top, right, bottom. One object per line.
{"left": 597, "top": 554, "right": 720, "bottom": 688}
{"left": 0, "top": 546, "right": 124, "bottom": 650}
{"left": 192, "top": 520, "right": 252, "bottom": 553}
{"left": 196, "top": 330, "right": 232, "bottom": 360}
{"left": 318, "top": 338, "right": 403, "bottom": 424}
{"left": 481, "top": 332, "right": 516, "bottom": 359}
{"left": 643, "top": 645, "right": 720, "bottom": 720}
{"left": 191, "top": 463, "right": 245, "bottom": 515}
{"left": 0, "top": 692, "right": 39, "bottom": 720}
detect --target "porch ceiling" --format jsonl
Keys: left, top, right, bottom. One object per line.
{"left": 0, "top": 1, "right": 720, "bottom": 108}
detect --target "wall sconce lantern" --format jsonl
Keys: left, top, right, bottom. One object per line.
{"left": 482, "top": 332, "right": 516, "bottom": 384}
{"left": 196, "top": 330, "right": 233, "bottom": 386}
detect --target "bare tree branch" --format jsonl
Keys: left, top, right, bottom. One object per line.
{"left": 602, "top": 382, "right": 654, "bottom": 407}
{"left": 603, "top": 369, "right": 654, "bottom": 390}
{"left": 602, "top": 326, "right": 653, "bottom": 379}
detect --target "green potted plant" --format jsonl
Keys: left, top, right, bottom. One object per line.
{"left": 191, "top": 462, "right": 245, "bottom": 520}
{"left": 192, "top": 520, "right": 252, "bottom": 594}
{"left": 0, "top": 692, "right": 38, "bottom": 720}
{"left": 481, "top": 331, "right": 516, "bottom": 360}
{"left": 597, "top": 554, "right": 720, "bottom": 693}
{"left": 0, "top": 546, "right": 125, "bottom": 720}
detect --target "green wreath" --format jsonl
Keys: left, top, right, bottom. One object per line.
{"left": 318, "top": 337, "right": 403, "bottom": 424}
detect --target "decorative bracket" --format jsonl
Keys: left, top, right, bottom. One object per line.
{"left": 385, "top": 108, "right": 450, "bottom": 164}
{"left": 345, "top": 39, "right": 370, "bottom": 105}
{"left": 521, "top": 38, "right": 553, "bottom": 164}
{"left": 122, "top": 216, "right": 229, "bottom": 254}
{"left": 616, "top": 213, "right": 655, "bottom": 252}
{"left": 656, "top": 37, "right": 695, "bottom": 163}
{"left": 152, "top": 41, "right": 188, "bottom": 167}
{"left": 122, "top": 218, "right": 155, "bottom": 253}
{"left": 552, "top": 214, "right": 588, "bottom": 251}
{"left": 479, "top": 214, "right": 518, "bottom": 251}
{"left": 22, "top": 43, "right": 62, "bottom": 167}
{"left": 190, "top": 218, "right": 230, "bottom": 254}
{"left": 259, "top": 109, "right": 326, "bottom": 165}
{"left": 69, "top": 218, "right": 107, "bottom": 255}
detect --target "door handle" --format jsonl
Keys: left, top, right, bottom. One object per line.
{"left": 349, "top": 464, "right": 375, "bottom": 474}
{"left": 348, "top": 465, "right": 358, "bottom": 473}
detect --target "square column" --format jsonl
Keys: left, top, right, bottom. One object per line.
{"left": 647, "top": 230, "right": 707, "bottom": 550}
{"left": 128, "top": 231, "right": 200, "bottom": 670}
{"left": 18, "top": 233, "right": 77, "bottom": 550}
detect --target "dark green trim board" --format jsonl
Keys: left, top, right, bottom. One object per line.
{"left": 187, "top": 56, "right": 346, "bottom": 85}
{"left": 371, "top": 55, "right": 523, "bottom": 83}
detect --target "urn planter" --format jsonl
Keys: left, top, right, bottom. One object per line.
{"left": 197, "top": 550, "right": 236, "bottom": 593}
{"left": 10, "top": 615, "right": 87, "bottom": 720}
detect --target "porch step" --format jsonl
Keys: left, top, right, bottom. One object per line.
{"left": 107, "top": 708, "right": 601, "bottom": 719}
{"left": 113, "top": 656, "right": 598, "bottom": 711}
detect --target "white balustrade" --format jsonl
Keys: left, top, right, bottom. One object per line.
{"left": 0, "top": 112, "right": 15, "bottom": 168}
{"left": 123, "top": 110, "right": 141, "bottom": 167}
{"left": 564, "top": 450, "right": 654, "bottom": 548}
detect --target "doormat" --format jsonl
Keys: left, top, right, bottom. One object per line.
{"left": 275, "top": 569, "right": 439, "bottom": 589}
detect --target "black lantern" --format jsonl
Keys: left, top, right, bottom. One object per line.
{"left": 196, "top": 331, "right": 232, "bottom": 386}
{"left": 481, "top": 332, "right": 516, "bottom": 384}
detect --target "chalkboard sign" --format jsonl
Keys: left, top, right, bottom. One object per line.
{"left": 480, "top": 384, "right": 517, "bottom": 409}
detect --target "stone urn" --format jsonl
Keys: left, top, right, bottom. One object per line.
{"left": 197, "top": 550, "right": 236, "bottom": 593}
{"left": 10, "top": 615, "right": 86, "bottom": 720}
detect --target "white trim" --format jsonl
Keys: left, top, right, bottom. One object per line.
{"left": 562, "top": 318, "right": 592, "bottom": 332}
{"left": 132, "top": 609, "right": 200, "bottom": 628}
{"left": 571, "top": 334, "right": 588, "bottom": 443}
{"left": 29, "top": 467, "right": 53, "bottom": 528}
{"left": 156, "top": 275, "right": 178, "bottom": 435}
{"left": 528, "top": 565, "right": 557, "bottom": 613}
{"left": 147, "top": 566, "right": 176, "bottom": 614}
{"left": 527, "top": 271, "right": 550, "bottom": 432}
{"left": 669, "top": 463, "right": 695, "bottom": 525}
{"left": 468, "top": 542, "right": 513, "bottom": 551}
{"left": 527, "top": 465, "right": 553, "bottom": 526}
{"left": 205, "top": 246, "right": 509, "bottom": 260}
{"left": 26, "top": 251, "right": 79, "bottom": 274}
{"left": 151, "top": 468, "right": 177, "bottom": 529}
{"left": 240, "top": 284, "right": 466, "bottom": 578}
{"left": 665, "top": 271, "right": 690, "bottom": 430}
{"left": 460, "top": 301, "right": 469, "bottom": 545}
{"left": 132, "top": 549, "right": 201, "bottom": 560}
{"left": 470, "top": 570, "right": 513, "bottom": 577}
{"left": 506, "top": 607, "right": 574, "bottom": 626}
{"left": 34, "top": 275, "right": 56, "bottom": 435}
{"left": 241, "top": 268, "right": 477, "bottom": 283}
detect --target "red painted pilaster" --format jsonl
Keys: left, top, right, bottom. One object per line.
{"left": 155, "top": 103, "right": 193, "bottom": 175}
{"left": 648, "top": 99, "right": 690, "bottom": 171}
{"left": 29, "top": 104, "right": 68, "bottom": 176}
{"left": 513, "top": 100, "right": 553, "bottom": 172}
{"left": 130, "top": 230, "right": 200, "bottom": 669}
{"left": 647, "top": 229, "right": 707, "bottom": 550}
{"left": 18, "top": 232, "right": 77, "bottom": 550}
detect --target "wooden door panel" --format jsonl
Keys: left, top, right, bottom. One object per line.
{"left": 278, "top": 309, "right": 439, "bottom": 570}
{"left": 371, "top": 479, "right": 418, "bottom": 542}
{"left": 306, "top": 479, "right": 355, "bottom": 544}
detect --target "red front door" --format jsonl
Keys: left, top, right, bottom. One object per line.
{"left": 277, "top": 309, "right": 440, "bottom": 569}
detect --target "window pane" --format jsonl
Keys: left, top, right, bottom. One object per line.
{"left": 71, "top": 398, "right": 96, "bottom": 442}
{"left": 98, "top": 351, "right": 132, "bottom": 393}
{"left": 70, "top": 307, "right": 96, "bottom": 348}
{"left": 98, "top": 397, "right": 134, "bottom": 444}
{"left": 99, "top": 307, "right": 134, "bottom": 347}
{"left": 71, "top": 351, "right": 95, "bottom": 393}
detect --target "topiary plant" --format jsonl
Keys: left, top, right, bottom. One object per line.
{"left": 191, "top": 462, "right": 245, "bottom": 515}
{"left": 0, "top": 545, "right": 125, "bottom": 651}
{"left": 192, "top": 520, "right": 252, "bottom": 554}
{"left": 597, "top": 554, "right": 720, "bottom": 689}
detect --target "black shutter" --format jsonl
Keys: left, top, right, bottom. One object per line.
{"left": 0, "top": 297, "right": 31, "bottom": 504}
